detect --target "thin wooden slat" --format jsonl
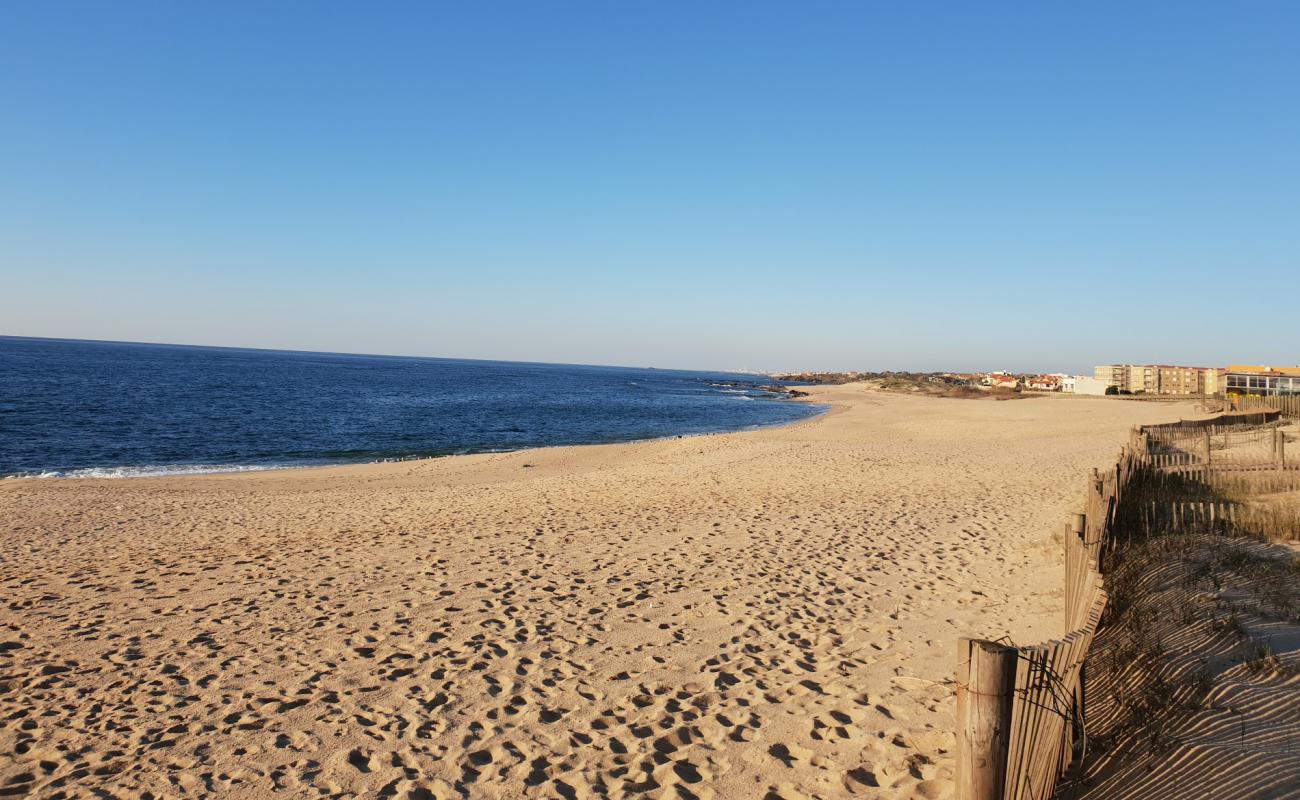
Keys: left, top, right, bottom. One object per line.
{"left": 1025, "top": 636, "right": 1076, "bottom": 797}
{"left": 1044, "top": 635, "right": 1082, "bottom": 782}
{"left": 1003, "top": 661, "right": 1030, "bottom": 800}
{"left": 1003, "top": 645, "right": 1045, "bottom": 800}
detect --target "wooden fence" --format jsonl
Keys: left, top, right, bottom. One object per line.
{"left": 1144, "top": 415, "right": 1291, "bottom": 472}
{"left": 1140, "top": 408, "right": 1279, "bottom": 440}
{"left": 953, "top": 410, "right": 1286, "bottom": 800}
{"left": 1231, "top": 393, "right": 1300, "bottom": 418}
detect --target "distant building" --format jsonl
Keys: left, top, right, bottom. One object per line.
{"left": 1204, "top": 368, "right": 1224, "bottom": 396}
{"left": 1063, "top": 375, "right": 1109, "bottom": 395}
{"left": 1025, "top": 375, "right": 1060, "bottom": 392}
{"left": 1157, "top": 365, "right": 1205, "bottom": 395}
{"left": 1127, "top": 365, "right": 1159, "bottom": 394}
{"left": 1225, "top": 365, "right": 1300, "bottom": 397}
{"left": 1093, "top": 364, "right": 1157, "bottom": 393}
{"left": 1094, "top": 363, "right": 1216, "bottom": 395}
{"left": 989, "top": 373, "right": 1019, "bottom": 390}
{"left": 1094, "top": 364, "right": 1127, "bottom": 389}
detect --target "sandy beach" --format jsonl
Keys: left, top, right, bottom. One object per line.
{"left": 0, "top": 386, "right": 1190, "bottom": 799}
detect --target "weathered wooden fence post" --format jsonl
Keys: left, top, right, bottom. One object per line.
{"left": 1067, "top": 513, "right": 1086, "bottom": 629}
{"left": 956, "top": 638, "right": 1018, "bottom": 800}
{"left": 1203, "top": 430, "right": 1212, "bottom": 465}
{"left": 1277, "top": 429, "right": 1286, "bottom": 467}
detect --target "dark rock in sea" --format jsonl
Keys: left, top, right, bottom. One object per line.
{"left": 755, "top": 384, "right": 808, "bottom": 398}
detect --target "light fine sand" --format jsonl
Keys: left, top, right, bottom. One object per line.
{"left": 0, "top": 387, "right": 1189, "bottom": 799}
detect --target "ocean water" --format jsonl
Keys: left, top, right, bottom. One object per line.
{"left": 0, "top": 337, "right": 822, "bottom": 478}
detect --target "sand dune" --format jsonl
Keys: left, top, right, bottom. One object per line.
{"left": 0, "top": 386, "right": 1189, "bottom": 799}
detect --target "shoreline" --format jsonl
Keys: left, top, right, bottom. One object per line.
{"left": 0, "top": 386, "right": 1193, "bottom": 799}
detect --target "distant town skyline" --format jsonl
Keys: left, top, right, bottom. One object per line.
{"left": 3, "top": 3, "right": 1298, "bottom": 370}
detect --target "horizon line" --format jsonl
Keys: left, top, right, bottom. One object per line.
{"left": 0, "top": 333, "right": 1174, "bottom": 377}
{"left": 0, "top": 333, "right": 777, "bottom": 376}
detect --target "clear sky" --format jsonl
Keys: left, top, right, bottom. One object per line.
{"left": 2, "top": 2, "right": 1297, "bottom": 373}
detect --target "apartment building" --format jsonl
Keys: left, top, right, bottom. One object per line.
{"left": 1093, "top": 365, "right": 1127, "bottom": 388}
{"left": 1127, "top": 364, "right": 1160, "bottom": 393}
{"left": 1157, "top": 365, "right": 1204, "bottom": 395}
{"left": 1094, "top": 363, "right": 1216, "bottom": 395}
{"left": 1203, "top": 368, "right": 1224, "bottom": 395}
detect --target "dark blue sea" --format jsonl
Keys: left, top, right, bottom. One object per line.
{"left": 0, "top": 337, "right": 822, "bottom": 478}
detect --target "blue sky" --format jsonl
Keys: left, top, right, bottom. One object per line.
{"left": 2, "top": 2, "right": 1297, "bottom": 372}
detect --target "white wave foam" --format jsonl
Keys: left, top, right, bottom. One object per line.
{"left": 13, "top": 463, "right": 288, "bottom": 479}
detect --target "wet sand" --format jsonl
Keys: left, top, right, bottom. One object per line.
{"left": 0, "top": 386, "right": 1189, "bottom": 799}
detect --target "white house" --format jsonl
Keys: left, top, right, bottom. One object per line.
{"left": 1062, "top": 375, "right": 1110, "bottom": 395}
